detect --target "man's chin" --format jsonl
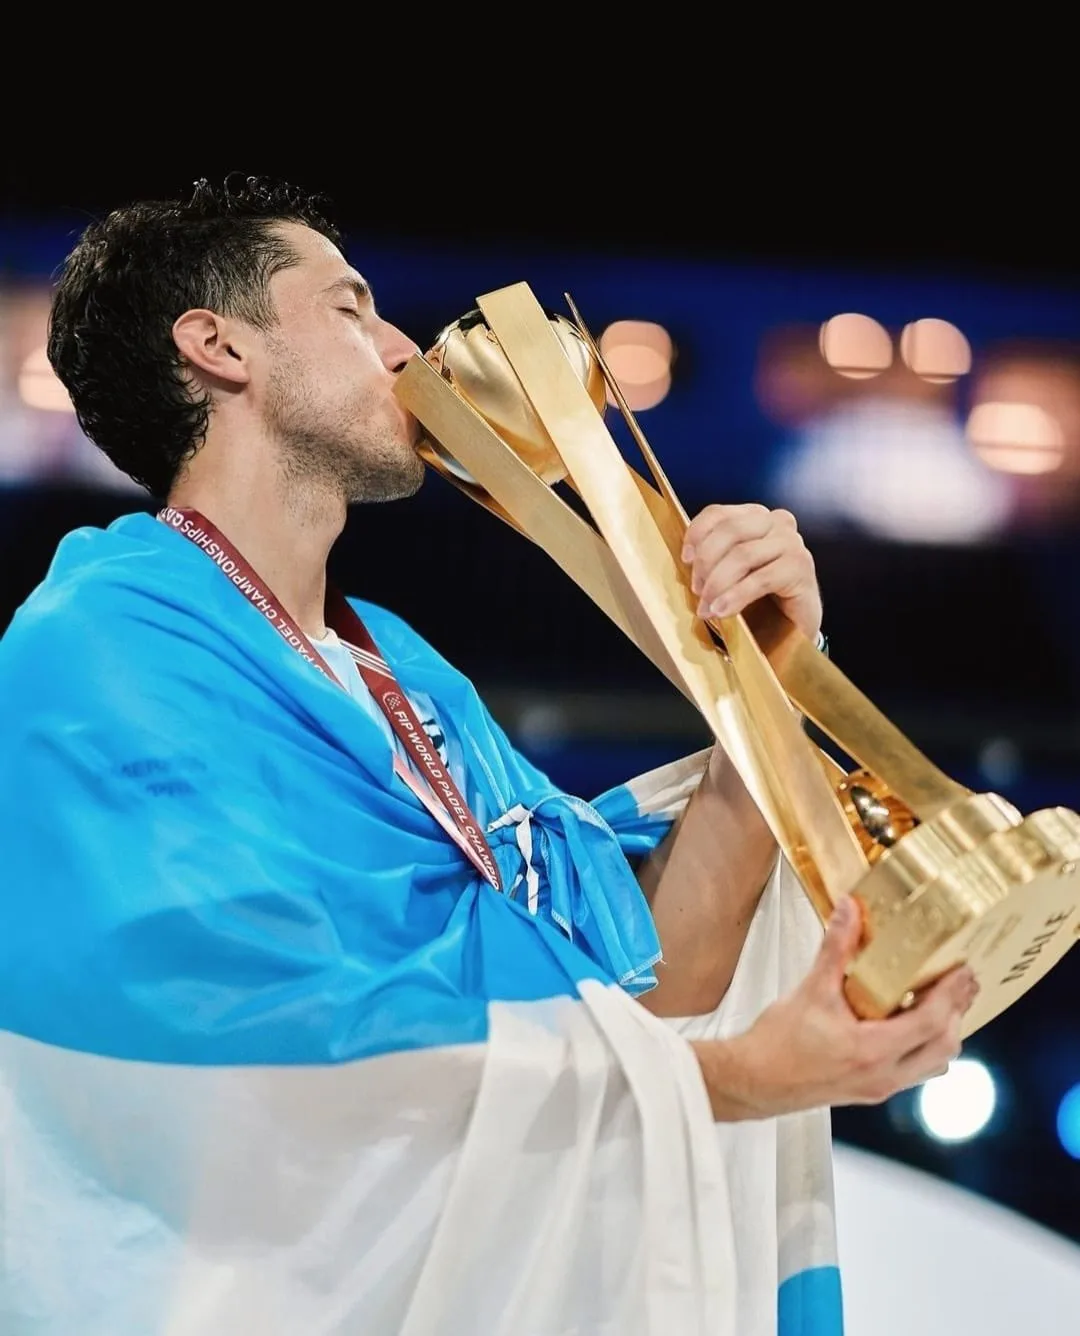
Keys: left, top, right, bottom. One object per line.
{"left": 402, "top": 448, "right": 427, "bottom": 496}
{"left": 346, "top": 455, "right": 427, "bottom": 506}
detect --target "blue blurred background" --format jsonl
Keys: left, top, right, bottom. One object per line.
{"left": 3, "top": 153, "right": 1078, "bottom": 1246}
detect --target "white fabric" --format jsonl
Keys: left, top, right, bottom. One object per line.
{"left": 637, "top": 745, "right": 839, "bottom": 1330}
{"left": 0, "top": 986, "right": 739, "bottom": 1336}
{"left": 666, "top": 855, "right": 837, "bottom": 1332}
{"left": 488, "top": 802, "right": 543, "bottom": 911}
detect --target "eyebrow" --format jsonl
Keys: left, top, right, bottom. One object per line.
{"left": 323, "top": 275, "right": 372, "bottom": 304}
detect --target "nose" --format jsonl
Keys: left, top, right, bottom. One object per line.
{"left": 379, "top": 318, "right": 421, "bottom": 375}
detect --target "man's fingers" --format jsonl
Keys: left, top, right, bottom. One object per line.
{"left": 699, "top": 554, "right": 806, "bottom": 620}
{"left": 686, "top": 522, "right": 786, "bottom": 595}
{"left": 691, "top": 532, "right": 791, "bottom": 601}
{"left": 894, "top": 1012, "right": 965, "bottom": 1089}
{"left": 682, "top": 503, "right": 773, "bottom": 559}
{"left": 882, "top": 967, "right": 978, "bottom": 1053}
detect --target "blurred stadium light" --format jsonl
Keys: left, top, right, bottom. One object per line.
{"left": 1057, "top": 1084, "right": 1080, "bottom": 1160}
{"left": 916, "top": 1059, "right": 998, "bottom": 1143}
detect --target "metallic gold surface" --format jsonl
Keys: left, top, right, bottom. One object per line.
{"left": 394, "top": 282, "right": 1080, "bottom": 1037}
{"left": 844, "top": 803, "right": 1080, "bottom": 1031}
{"left": 836, "top": 769, "right": 918, "bottom": 862}
{"left": 403, "top": 355, "right": 850, "bottom": 922}
{"left": 477, "top": 282, "right": 868, "bottom": 914}
{"left": 741, "top": 597, "right": 970, "bottom": 820}
{"left": 424, "top": 308, "right": 605, "bottom": 486}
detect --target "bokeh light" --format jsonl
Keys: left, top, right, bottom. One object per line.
{"left": 899, "top": 318, "right": 972, "bottom": 383}
{"left": 916, "top": 1059, "right": 997, "bottom": 1143}
{"left": 966, "top": 400, "right": 1066, "bottom": 474}
{"left": 819, "top": 313, "right": 893, "bottom": 379}
{"left": 598, "top": 320, "right": 674, "bottom": 411}
{"left": 773, "top": 398, "right": 1012, "bottom": 543}
{"left": 17, "top": 346, "right": 73, "bottom": 413}
{"left": 1056, "top": 1084, "right": 1080, "bottom": 1160}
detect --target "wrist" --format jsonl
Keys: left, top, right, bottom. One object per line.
{"left": 689, "top": 1034, "right": 774, "bottom": 1123}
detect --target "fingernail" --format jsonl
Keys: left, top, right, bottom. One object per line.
{"left": 710, "top": 597, "right": 732, "bottom": 618}
{"left": 830, "top": 897, "right": 852, "bottom": 927}
{"left": 681, "top": 545, "right": 693, "bottom": 562}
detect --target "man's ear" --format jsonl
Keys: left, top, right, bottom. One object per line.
{"left": 172, "top": 309, "right": 251, "bottom": 387}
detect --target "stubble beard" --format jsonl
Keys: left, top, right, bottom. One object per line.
{"left": 266, "top": 362, "right": 426, "bottom": 506}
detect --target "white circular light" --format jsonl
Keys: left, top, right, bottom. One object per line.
{"left": 916, "top": 1058, "right": 997, "bottom": 1143}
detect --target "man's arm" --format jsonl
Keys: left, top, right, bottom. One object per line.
{"left": 633, "top": 501, "right": 822, "bottom": 1018}
{"left": 635, "top": 744, "right": 775, "bottom": 1016}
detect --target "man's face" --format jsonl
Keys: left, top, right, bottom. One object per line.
{"left": 256, "top": 222, "right": 425, "bottom": 503}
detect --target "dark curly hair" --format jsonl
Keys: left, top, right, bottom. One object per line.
{"left": 46, "top": 175, "right": 344, "bottom": 498}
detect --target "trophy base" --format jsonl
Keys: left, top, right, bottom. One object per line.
{"left": 844, "top": 796, "right": 1080, "bottom": 1036}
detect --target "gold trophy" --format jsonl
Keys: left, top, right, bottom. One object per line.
{"left": 393, "top": 282, "right": 1080, "bottom": 1037}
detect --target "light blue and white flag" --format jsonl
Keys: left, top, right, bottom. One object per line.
{"left": 0, "top": 513, "right": 842, "bottom": 1334}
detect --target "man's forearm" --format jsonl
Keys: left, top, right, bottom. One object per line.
{"left": 635, "top": 745, "right": 778, "bottom": 1017}
{"left": 688, "top": 1035, "right": 764, "bottom": 1120}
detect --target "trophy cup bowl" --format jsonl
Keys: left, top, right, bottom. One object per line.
{"left": 422, "top": 307, "right": 607, "bottom": 486}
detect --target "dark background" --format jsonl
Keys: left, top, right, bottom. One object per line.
{"left": 3, "top": 140, "right": 1079, "bottom": 1246}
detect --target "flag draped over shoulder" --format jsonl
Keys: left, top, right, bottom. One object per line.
{"left": 0, "top": 513, "right": 843, "bottom": 1336}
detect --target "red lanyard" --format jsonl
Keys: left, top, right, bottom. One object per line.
{"left": 157, "top": 505, "right": 502, "bottom": 891}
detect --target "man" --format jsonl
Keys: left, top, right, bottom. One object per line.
{"left": 0, "top": 176, "right": 975, "bottom": 1335}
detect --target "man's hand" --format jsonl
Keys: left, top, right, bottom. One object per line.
{"left": 682, "top": 502, "right": 823, "bottom": 642}
{"left": 691, "top": 897, "right": 978, "bottom": 1120}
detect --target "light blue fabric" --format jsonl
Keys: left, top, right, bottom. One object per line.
{"left": 777, "top": 1265, "right": 844, "bottom": 1336}
{"left": 0, "top": 513, "right": 669, "bottom": 1067}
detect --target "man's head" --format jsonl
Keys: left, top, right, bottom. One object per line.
{"left": 47, "top": 175, "right": 424, "bottom": 502}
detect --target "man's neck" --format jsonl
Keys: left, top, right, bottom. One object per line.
{"left": 167, "top": 466, "right": 347, "bottom": 641}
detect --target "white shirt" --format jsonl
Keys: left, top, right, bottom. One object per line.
{"left": 314, "top": 627, "right": 465, "bottom": 794}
